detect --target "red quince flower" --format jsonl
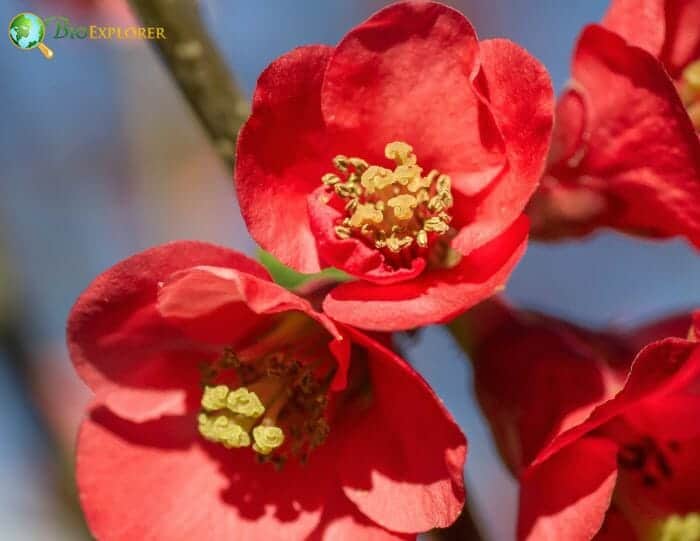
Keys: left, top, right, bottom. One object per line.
{"left": 68, "top": 241, "right": 466, "bottom": 540}
{"left": 604, "top": 0, "right": 700, "bottom": 129}
{"left": 528, "top": 1, "right": 700, "bottom": 245}
{"left": 460, "top": 300, "right": 700, "bottom": 540}
{"left": 235, "top": 1, "right": 553, "bottom": 331}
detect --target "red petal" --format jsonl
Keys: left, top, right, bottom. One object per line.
{"left": 67, "top": 241, "right": 269, "bottom": 422}
{"left": 235, "top": 45, "right": 334, "bottom": 273}
{"left": 321, "top": 2, "right": 504, "bottom": 193}
{"left": 658, "top": 0, "right": 700, "bottom": 76}
{"left": 158, "top": 265, "right": 349, "bottom": 390}
{"left": 548, "top": 89, "right": 587, "bottom": 168}
{"left": 338, "top": 328, "right": 466, "bottom": 533}
{"left": 536, "top": 336, "right": 700, "bottom": 467}
{"left": 614, "top": 435, "right": 700, "bottom": 519}
{"left": 323, "top": 215, "right": 529, "bottom": 331}
{"left": 570, "top": 25, "right": 700, "bottom": 244}
{"left": 453, "top": 39, "right": 554, "bottom": 255}
{"left": 158, "top": 265, "right": 341, "bottom": 343}
{"left": 467, "top": 300, "right": 628, "bottom": 472}
{"left": 605, "top": 0, "right": 700, "bottom": 76}
{"left": 77, "top": 406, "right": 335, "bottom": 541}
{"left": 518, "top": 438, "right": 619, "bottom": 541}
{"left": 592, "top": 508, "right": 637, "bottom": 541}
{"left": 309, "top": 488, "right": 413, "bottom": 541}
{"left": 602, "top": 0, "right": 666, "bottom": 57}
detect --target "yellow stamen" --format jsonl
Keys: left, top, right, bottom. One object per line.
{"left": 321, "top": 141, "right": 454, "bottom": 255}
{"left": 198, "top": 412, "right": 251, "bottom": 448}
{"left": 680, "top": 60, "right": 700, "bottom": 129}
{"left": 650, "top": 513, "right": 700, "bottom": 541}
{"left": 226, "top": 387, "right": 265, "bottom": 419}
{"left": 683, "top": 60, "right": 700, "bottom": 93}
{"left": 201, "top": 384, "right": 229, "bottom": 411}
{"left": 252, "top": 425, "right": 285, "bottom": 455}
{"left": 387, "top": 194, "right": 419, "bottom": 220}
{"left": 196, "top": 342, "right": 336, "bottom": 464}
{"left": 349, "top": 202, "right": 384, "bottom": 227}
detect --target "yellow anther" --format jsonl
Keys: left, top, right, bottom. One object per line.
{"left": 385, "top": 141, "right": 416, "bottom": 165}
{"left": 348, "top": 157, "right": 368, "bottom": 172}
{"left": 198, "top": 413, "right": 251, "bottom": 448}
{"left": 252, "top": 425, "right": 285, "bottom": 455}
{"left": 436, "top": 174, "right": 451, "bottom": 193}
{"left": 322, "top": 173, "right": 341, "bottom": 186}
{"left": 226, "top": 387, "right": 265, "bottom": 419}
{"left": 201, "top": 385, "right": 229, "bottom": 411}
{"left": 416, "top": 229, "right": 428, "bottom": 248}
{"left": 345, "top": 198, "right": 358, "bottom": 212}
{"left": 386, "top": 235, "right": 413, "bottom": 253}
{"left": 333, "top": 155, "right": 349, "bottom": 172}
{"left": 349, "top": 203, "right": 384, "bottom": 227}
{"left": 387, "top": 194, "right": 418, "bottom": 220}
{"left": 428, "top": 195, "right": 447, "bottom": 213}
{"left": 335, "top": 225, "right": 351, "bottom": 239}
{"left": 683, "top": 60, "right": 700, "bottom": 92}
{"left": 423, "top": 217, "right": 450, "bottom": 233}
{"left": 335, "top": 183, "right": 359, "bottom": 199}
{"left": 394, "top": 164, "right": 424, "bottom": 187}
{"left": 361, "top": 166, "right": 394, "bottom": 194}
{"left": 652, "top": 513, "right": 700, "bottom": 541}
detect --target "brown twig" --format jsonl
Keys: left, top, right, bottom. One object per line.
{"left": 127, "top": 0, "right": 249, "bottom": 170}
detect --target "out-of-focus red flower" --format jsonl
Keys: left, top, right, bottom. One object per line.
{"left": 528, "top": 1, "right": 700, "bottom": 245}
{"left": 235, "top": 1, "right": 553, "bottom": 331}
{"left": 40, "top": 0, "right": 135, "bottom": 24}
{"left": 67, "top": 241, "right": 466, "bottom": 540}
{"left": 604, "top": 0, "right": 700, "bottom": 129}
{"left": 460, "top": 300, "right": 700, "bottom": 540}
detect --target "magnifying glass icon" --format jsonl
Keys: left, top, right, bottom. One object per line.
{"left": 8, "top": 12, "right": 54, "bottom": 59}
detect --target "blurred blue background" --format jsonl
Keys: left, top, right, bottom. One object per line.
{"left": 2, "top": 1, "right": 699, "bottom": 539}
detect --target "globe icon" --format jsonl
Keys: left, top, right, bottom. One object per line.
{"left": 8, "top": 12, "right": 53, "bottom": 59}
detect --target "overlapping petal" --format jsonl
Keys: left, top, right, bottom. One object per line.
{"left": 338, "top": 328, "right": 466, "bottom": 533}
{"left": 66, "top": 241, "right": 269, "bottom": 422}
{"left": 323, "top": 215, "right": 528, "bottom": 330}
{"left": 235, "top": 45, "right": 334, "bottom": 273}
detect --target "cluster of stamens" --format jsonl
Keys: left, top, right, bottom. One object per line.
{"left": 322, "top": 141, "right": 454, "bottom": 255}
{"left": 651, "top": 513, "right": 700, "bottom": 541}
{"left": 679, "top": 60, "right": 700, "bottom": 130}
{"left": 197, "top": 348, "right": 332, "bottom": 467}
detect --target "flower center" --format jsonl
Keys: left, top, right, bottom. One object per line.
{"left": 679, "top": 60, "right": 700, "bottom": 130}
{"left": 197, "top": 347, "right": 332, "bottom": 468}
{"left": 649, "top": 513, "right": 700, "bottom": 541}
{"left": 321, "top": 141, "right": 454, "bottom": 255}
